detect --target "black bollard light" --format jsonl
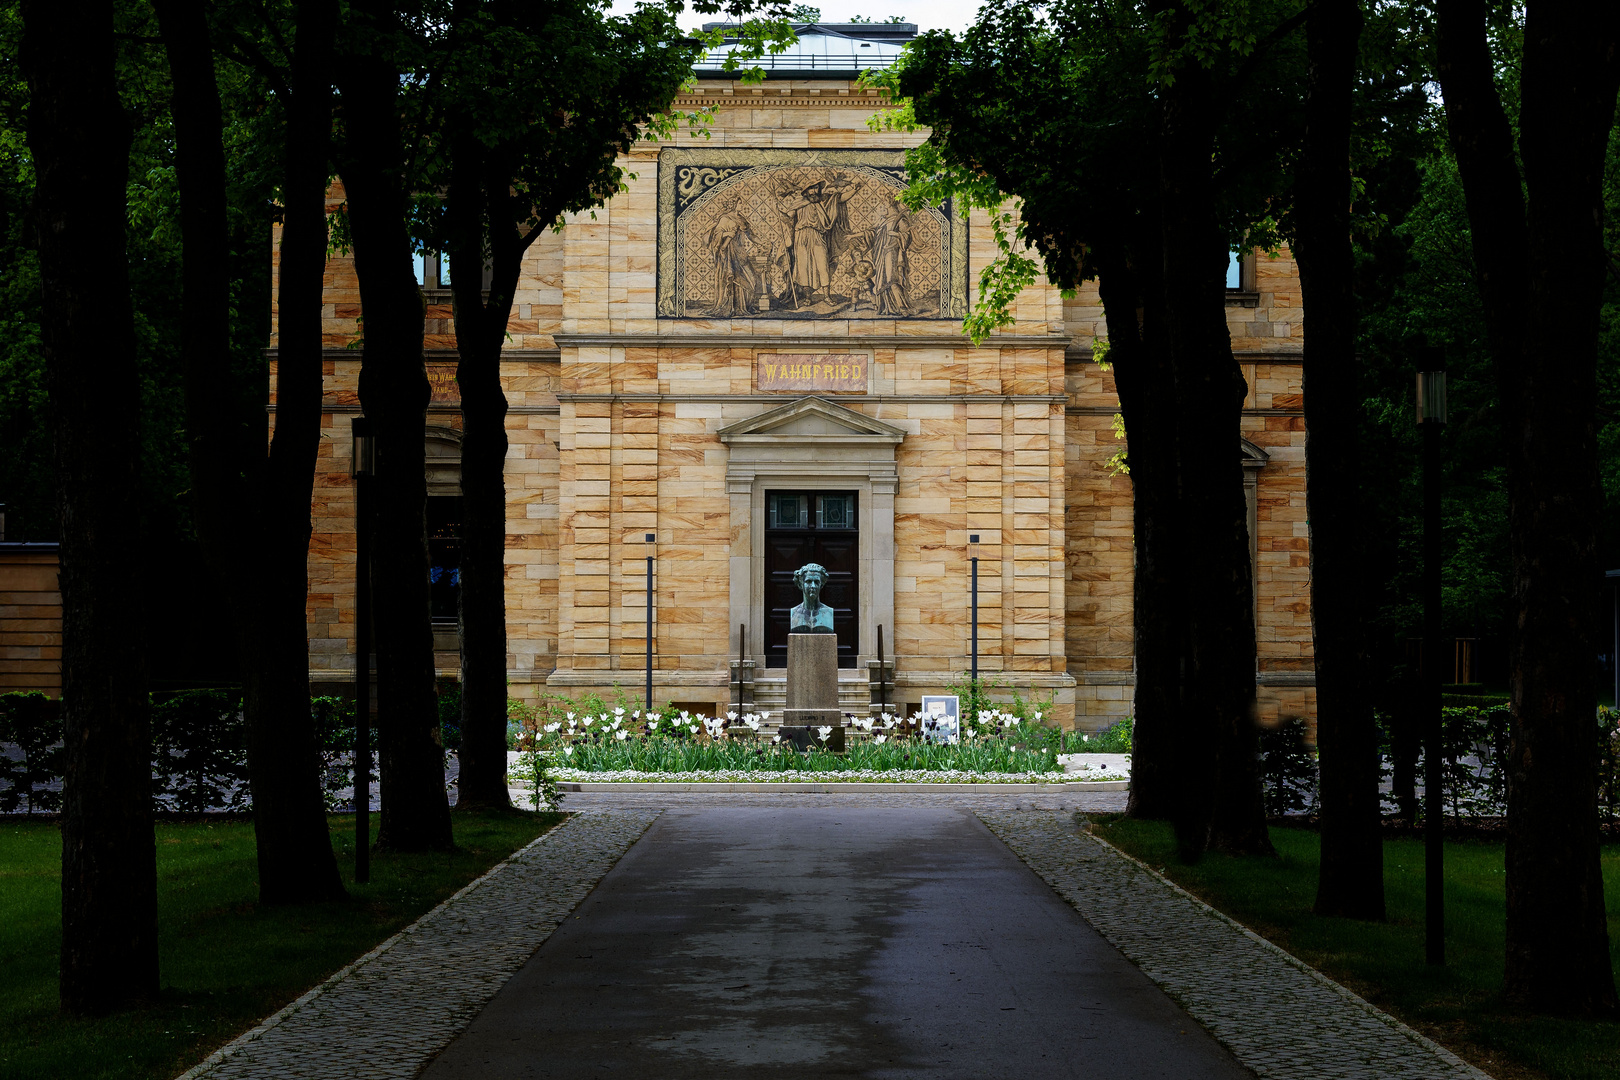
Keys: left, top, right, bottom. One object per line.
{"left": 969, "top": 533, "right": 980, "bottom": 693}
{"left": 350, "top": 417, "right": 376, "bottom": 885}
{"left": 644, "top": 532, "right": 655, "bottom": 714}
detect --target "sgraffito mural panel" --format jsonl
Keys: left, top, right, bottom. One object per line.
{"left": 657, "top": 148, "right": 969, "bottom": 321}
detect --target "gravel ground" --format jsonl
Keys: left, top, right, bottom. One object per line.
{"left": 980, "top": 812, "right": 1494, "bottom": 1080}
{"left": 175, "top": 810, "right": 658, "bottom": 1080}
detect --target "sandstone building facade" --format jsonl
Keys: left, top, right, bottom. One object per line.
{"left": 275, "top": 25, "right": 1315, "bottom": 728}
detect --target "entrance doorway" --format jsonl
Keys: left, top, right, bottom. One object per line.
{"left": 764, "top": 491, "right": 858, "bottom": 668}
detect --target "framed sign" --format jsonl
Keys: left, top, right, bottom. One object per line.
{"left": 755, "top": 352, "right": 869, "bottom": 393}
{"left": 919, "top": 695, "right": 960, "bottom": 744}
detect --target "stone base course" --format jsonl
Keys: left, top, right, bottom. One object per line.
{"left": 175, "top": 810, "right": 658, "bottom": 1080}
{"left": 980, "top": 812, "right": 1494, "bottom": 1080}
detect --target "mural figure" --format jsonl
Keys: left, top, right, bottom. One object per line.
{"left": 701, "top": 192, "right": 760, "bottom": 317}
{"left": 774, "top": 173, "right": 861, "bottom": 308}
{"left": 659, "top": 148, "right": 968, "bottom": 321}
{"left": 868, "top": 198, "right": 915, "bottom": 316}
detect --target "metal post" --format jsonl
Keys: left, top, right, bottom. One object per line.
{"left": 351, "top": 418, "right": 373, "bottom": 885}
{"left": 1417, "top": 371, "right": 1446, "bottom": 966}
{"left": 877, "top": 623, "right": 887, "bottom": 714}
{"left": 969, "top": 533, "right": 979, "bottom": 689}
{"left": 645, "top": 533, "right": 655, "bottom": 714}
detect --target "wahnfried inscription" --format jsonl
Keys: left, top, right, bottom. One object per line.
{"left": 755, "top": 352, "right": 869, "bottom": 393}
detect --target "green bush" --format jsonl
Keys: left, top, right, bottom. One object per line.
{"left": 1259, "top": 717, "right": 1318, "bottom": 816}
{"left": 0, "top": 691, "right": 62, "bottom": 813}
{"left": 150, "top": 690, "right": 250, "bottom": 813}
{"left": 437, "top": 682, "right": 462, "bottom": 750}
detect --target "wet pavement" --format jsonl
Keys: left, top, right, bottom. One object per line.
{"left": 418, "top": 807, "right": 1250, "bottom": 1079}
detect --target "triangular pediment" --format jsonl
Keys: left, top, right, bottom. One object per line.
{"left": 718, "top": 397, "right": 906, "bottom": 444}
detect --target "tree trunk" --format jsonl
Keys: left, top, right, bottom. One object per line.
{"left": 253, "top": 0, "right": 348, "bottom": 897}
{"left": 445, "top": 144, "right": 512, "bottom": 812}
{"left": 154, "top": 0, "right": 346, "bottom": 904}
{"left": 339, "top": 0, "right": 454, "bottom": 851}
{"left": 1438, "top": 0, "right": 1619, "bottom": 1015}
{"left": 22, "top": 0, "right": 159, "bottom": 1014}
{"left": 1296, "top": 0, "right": 1385, "bottom": 921}
{"left": 1158, "top": 44, "right": 1271, "bottom": 860}
{"left": 1093, "top": 244, "right": 1185, "bottom": 822}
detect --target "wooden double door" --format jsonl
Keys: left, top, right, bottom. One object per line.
{"left": 764, "top": 491, "right": 858, "bottom": 669}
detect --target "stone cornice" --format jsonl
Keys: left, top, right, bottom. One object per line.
{"left": 263, "top": 348, "right": 562, "bottom": 362}
{"left": 676, "top": 91, "right": 894, "bottom": 109}
{"left": 1065, "top": 346, "right": 1305, "bottom": 365}
{"left": 554, "top": 332, "right": 1070, "bottom": 349}
{"left": 562, "top": 393, "right": 1068, "bottom": 405}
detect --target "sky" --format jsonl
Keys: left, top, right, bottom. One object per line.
{"left": 605, "top": 0, "right": 984, "bottom": 37}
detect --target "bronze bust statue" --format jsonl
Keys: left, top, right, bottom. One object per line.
{"left": 790, "top": 563, "right": 836, "bottom": 634}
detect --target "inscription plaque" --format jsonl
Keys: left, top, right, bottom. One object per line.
{"left": 426, "top": 363, "right": 460, "bottom": 405}
{"left": 756, "top": 352, "right": 869, "bottom": 394}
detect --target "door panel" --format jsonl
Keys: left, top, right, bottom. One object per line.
{"left": 764, "top": 491, "right": 858, "bottom": 668}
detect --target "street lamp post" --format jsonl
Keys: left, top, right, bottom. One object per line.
{"left": 1416, "top": 370, "right": 1447, "bottom": 966}
{"left": 350, "top": 418, "right": 375, "bottom": 885}
{"left": 644, "top": 533, "right": 655, "bottom": 714}
{"left": 969, "top": 534, "right": 980, "bottom": 690}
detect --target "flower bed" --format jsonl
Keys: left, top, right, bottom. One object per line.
{"left": 544, "top": 767, "right": 1124, "bottom": 785}
{"left": 503, "top": 699, "right": 1134, "bottom": 806}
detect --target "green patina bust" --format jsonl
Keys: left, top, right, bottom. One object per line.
{"left": 790, "top": 563, "right": 836, "bottom": 634}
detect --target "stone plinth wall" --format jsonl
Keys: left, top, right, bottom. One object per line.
{"left": 0, "top": 545, "right": 61, "bottom": 696}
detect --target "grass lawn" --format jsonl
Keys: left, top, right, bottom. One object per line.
{"left": 1091, "top": 817, "right": 1620, "bottom": 1080}
{"left": 0, "top": 808, "right": 563, "bottom": 1080}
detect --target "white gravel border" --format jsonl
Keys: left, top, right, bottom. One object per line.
{"left": 980, "top": 812, "right": 1496, "bottom": 1080}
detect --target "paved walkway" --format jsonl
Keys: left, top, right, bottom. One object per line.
{"left": 176, "top": 801, "right": 1495, "bottom": 1080}
{"left": 421, "top": 807, "right": 1247, "bottom": 1079}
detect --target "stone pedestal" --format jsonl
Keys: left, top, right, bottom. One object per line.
{"left": 783, "top": 632, "right": 842, "bottom": 736}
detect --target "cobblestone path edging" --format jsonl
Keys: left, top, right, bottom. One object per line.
{"left": 175, "top": 810, "right": 659, "bottom": 1080}
{"left": 979, "top": 812, "right": 1495, "bottom": 1080}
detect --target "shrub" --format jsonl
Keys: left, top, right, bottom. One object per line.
{"left": 311, "top": 696, "right": 366, "bottom": 810}
{"left": 437, "top": 682, "right": 462, "bottom": 750}
{"left": 1600, "top": 707, "right": 1620, "bottom": 825}
{"left": 150, "top": 690, "right": 250, "bottom": 813}
{"left": 1068, "top": 717, "right": 1132, "bottom": 754}
{"left": 1259, "top": 718, "right": 1318, "bottom": 816}
{"left": 0, "top": 691, "right": 63, "bottom": 813}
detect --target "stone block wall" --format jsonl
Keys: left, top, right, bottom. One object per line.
{"left": 1059, "top": 255, "right": 1316, "bottom": 728}
{"left": 278, "top": 77, "right": 1314, "bottom": 730}
{"left": 0, "top": 545, "right": 61, "bottom": 696}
